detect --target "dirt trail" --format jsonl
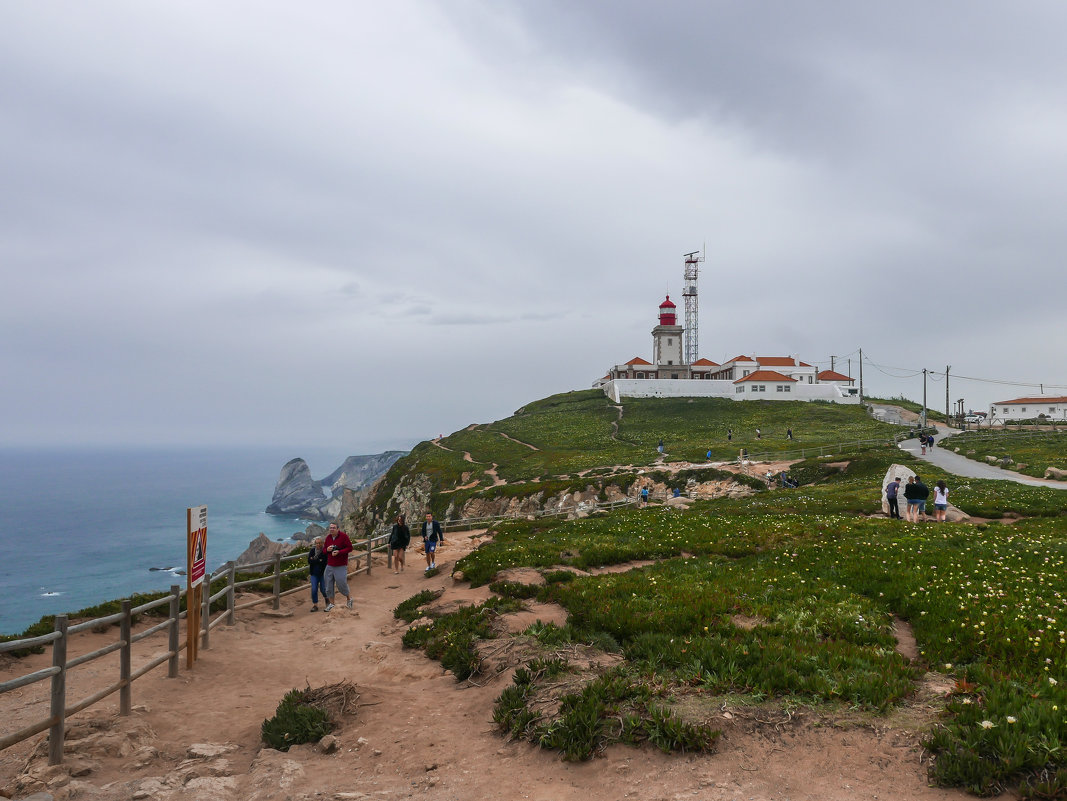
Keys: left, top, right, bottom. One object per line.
{"left": 497, "top": 431, "right": 539, "bottom": 451}
{"left": 1, "top": 532, "right": 968, "bottom": 801}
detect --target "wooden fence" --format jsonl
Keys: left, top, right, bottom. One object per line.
{"left": 0, "top": 532, "right": 390, "bottom": 765}
{"left": 1, "top": 496, "right": 643, "bottom": 766}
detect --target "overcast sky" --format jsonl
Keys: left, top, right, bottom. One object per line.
{"left": 3, "top": 1, "right": 1065, "bottom": 454}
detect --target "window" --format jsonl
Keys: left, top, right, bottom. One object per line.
{"left": 1021, "top": 407, "right": 1027, "bottom": 412}
{"left": 808, "top": 376, "right": 813, "bottom": 383}
{"left": 1051, "top": 407, "right": 1056, "bottom": 413}
{"left": 636, "top": 372, "right": 644, "bottom": 379}
{"left": 743, "top": 369, "right": 750, "bottom": 377}
{"left": 784, "top": 385, "right": 791, "bottom": 392}
{"left": 667, "top": 338, "right": 672, "bottom": 345}
{"left": 667, "top": 360, "right": 673, "bottom": 365}
{"left": 776, "top": 385, "right": 784, "bottom": 392}
{"left": 736, "top": 386, "right": 744, "bottom": 394}
{"left": 671, "top": 373, "right": 678, "bottom": 379}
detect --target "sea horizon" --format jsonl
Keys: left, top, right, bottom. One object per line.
{"left": 0, "top": 444, "right": 400, "bottom": 636}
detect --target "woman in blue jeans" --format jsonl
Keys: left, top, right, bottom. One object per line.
{"left": 307, "top": 537, "right": 329, "bottom": 611}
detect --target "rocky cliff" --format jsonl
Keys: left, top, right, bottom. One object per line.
{"left": 266, "top": 451, "right": 407, "bottom": 520}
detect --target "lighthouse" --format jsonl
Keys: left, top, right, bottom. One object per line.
{"left": 652, "top": 295, "right": 684, "bottom": 374}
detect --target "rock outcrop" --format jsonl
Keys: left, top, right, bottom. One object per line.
{"left": 265, "top": 458, "right": 327, "bottom": 518}
{"left": 266, "top": 452, "right": 407, "bottom": 521}
{"left": 1045, "top": 466, "right": 1067, "bottom": 480}
{"left": 235, "top": 533, "right": 295, "bottom": 568}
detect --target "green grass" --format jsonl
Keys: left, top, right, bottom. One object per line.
{"left": 942, "top": 431, "right": 1067, "bottom": 479}
{"left": 361, "top": 389, "right": 907, "bottom": 527}
{"left": 443, "top": 443, "right": 1067, "bottom": 791}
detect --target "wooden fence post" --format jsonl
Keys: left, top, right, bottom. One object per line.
{"left": 272, "top": 555, "right": 282, "bottom": 610}
{"left": 227, "top": 561, "right": 236, "bottom": 625}
{"left": 119, "top": 600, "right": 131, "bottom": 716}
{"left": 201, "top": 576, "right": 211, "bottom": 650}
{"left": 48, "top": 615, "right": 68, "bottom": 766}
{"left": 366, "top": 536, "right": 373, "bottom": 575}
{"left": 168, "top": 586, "right": 179, "bottom": 678}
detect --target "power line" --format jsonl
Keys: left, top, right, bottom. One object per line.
{"left": 860, "top": 354, "right": 1067, "bottom": 391}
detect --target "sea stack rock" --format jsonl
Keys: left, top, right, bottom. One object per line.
{"left": 266, "top": 458, "right": 328, "bottom": 519}
{"left": 236, "top": 533, "right": 295, "bottom": 568}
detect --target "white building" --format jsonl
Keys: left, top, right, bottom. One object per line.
{"left": 990, "top": 395, "right": 1067, "bottom": 422}
{"left": 597, "top": 294, "right": 858, "bottom": 404}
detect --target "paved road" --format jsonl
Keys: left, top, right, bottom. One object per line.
{"left": 899, "top": 430, "right": 1067, "bottom": 489}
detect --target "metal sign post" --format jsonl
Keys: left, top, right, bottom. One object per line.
{"left": 186, "top": 505, "right": 207, "bottom": 668}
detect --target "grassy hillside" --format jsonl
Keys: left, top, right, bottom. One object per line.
{"left": 365, "top": 390, "right": 905, "bottom": 518}
{"left": 404, "top": 448, "right": 1067, "bottom": 794}
{"left": 943, "top": 430, "right": 1067, "bottom": 479}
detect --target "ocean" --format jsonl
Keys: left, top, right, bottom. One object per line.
{"left": 0, "top": 446, "right": 364, "bottom": 636}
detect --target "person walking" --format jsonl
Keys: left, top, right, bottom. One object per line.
{"left": 421, "top": 512, "right": 444, "bottom": 571}
{"left": 727, "top": 429, "right": 733, "bottom": 442}
{"left": 323, "top": 523, "right": 354, "bottom": 611}
{"left": 307, "top": 536, "right": 328, "bottom": 611}
{"left": 657, "top": 438, "right": 665, "bottom": 454}
{"left": 885, "top": 476, "right": 901, "bottom": 519}
{"left": 920, "top": 433, "right": 928, "bottom": 456}
{"left": 640, "top": 486, "right": 649, "bottom": 506}
{"left": 786, "top": 428, "right": 793, "bottom": 441}
{"left": 389, "top": 514, "right": 411, "bottom": 573}
{"left": 755, "top": 428, "right": 761, "bottom": 440}
{"left": 913, "top": 474, "right": 930, "bottom": 522}
{"left": 933, "top": 480, "right": 949, "bottom": 522}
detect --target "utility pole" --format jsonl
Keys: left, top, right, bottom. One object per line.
{"left": 945, "top": 365, "right": 951, "bottom": 427}
{"left": 922, "top": 368, "right": 928, "bottom": 428}
{"left": 859, "top": 348, "right": 864, "bottom": 402}
{"left": 830, "top": 355, "right": 835, "bottom": 373}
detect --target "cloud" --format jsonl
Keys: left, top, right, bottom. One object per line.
{"left": 1, "top": 1, "right": 1065, "bottom": 447}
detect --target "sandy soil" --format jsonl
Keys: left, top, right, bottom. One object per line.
{"left": 1, "top": 531, "right": 978, "bottom": 801}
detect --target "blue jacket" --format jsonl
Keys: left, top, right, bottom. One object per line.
{"left": 421, "top": 520, "right": 443, "bottom": 542}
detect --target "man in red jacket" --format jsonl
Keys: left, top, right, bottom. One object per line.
{"left": 323, "top": 523, "right": 354, "bottom": 611}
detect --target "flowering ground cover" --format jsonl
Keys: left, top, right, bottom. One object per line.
{"left": 445, "top": 453, "right": 1067, "bottom": 795}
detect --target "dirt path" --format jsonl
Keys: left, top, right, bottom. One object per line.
{"left": 1, "top": 532, "right": 970, "bottom": 801}
{"left": 497, "top": 431, "right": 539, "bottom": 451}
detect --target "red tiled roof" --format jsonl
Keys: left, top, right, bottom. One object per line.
{"left": 691, "top": 358, "right": 720, "bottom": 366}
{"left": 755, "top": 356, "right": 797, "bottom": 367}
{"left": 734, "top": 370, "right": 798, "bottom": 384}
{"left": 798, "top": 361, "right": 812, "bottom": 367}
{"left": 994, "top": 396, "right": 1067, "bottom": 405}
{"left": 725, "top": 355, "right": 754, "bottom": 364}
{"left": 817, "top": 370, "right": 853, "bottom": 382}
{"left": 625, "top": 356, "right": 653, "bottom": 366}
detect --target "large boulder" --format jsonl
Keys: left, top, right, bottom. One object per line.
{"left": 235, "top": 533, "right": 294, "bottom": 569}
{"left": 265, "top": 458, "right": 327, "bottom": 518}
{"left": 1045, "top": 466, "right": 1067, "bottom": 480}
{"left": 881, "top": 464, "right": 916, "bottom": 515}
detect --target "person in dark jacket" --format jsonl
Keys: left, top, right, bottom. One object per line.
{"left": 912, "top": 475, "right": 930, "bottom": 521}
{"left": 421, "top": 512, "right": 444, "bottom": 571}
{"left": 885, "top": 476, "right": 901, "bottom": 519}
{"left": 902, "top": 476, "right": 919, "bottom": 522}
{"left": 307, "top": 537, "right": 328, "bottom": 611}
{"left": 389, "top": 514, "right": 411, "bottom": 574}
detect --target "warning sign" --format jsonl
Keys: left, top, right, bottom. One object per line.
{"left": 187, "top": 505, "right": 208, "bottom": 588}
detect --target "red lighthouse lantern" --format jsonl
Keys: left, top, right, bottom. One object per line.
{"left": 658, "top": 295, "right": 677, "bottom": 326}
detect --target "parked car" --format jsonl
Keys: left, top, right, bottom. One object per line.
{"left": 963, "top": 414, "right": 982, "bottom": 423}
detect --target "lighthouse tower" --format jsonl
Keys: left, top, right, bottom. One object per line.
{"left": 652, "top": 295, "right": 685, "bottom": 373}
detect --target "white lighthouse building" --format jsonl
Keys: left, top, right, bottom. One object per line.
{"left": 597, "top": 293, "right": 859, "bottom": 404}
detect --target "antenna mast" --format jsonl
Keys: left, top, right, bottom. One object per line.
{"left": 682, "top": 249, "right": 703, "bottom": 365}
